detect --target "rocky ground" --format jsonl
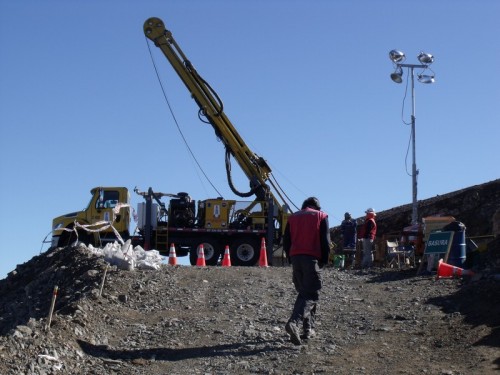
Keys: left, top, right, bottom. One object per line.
{"left": 1, "top": 245, "right": 499, "bottom": 375}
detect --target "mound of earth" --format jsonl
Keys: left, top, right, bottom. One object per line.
{"left": 0, "top": 245, "right": 499, "bottom": 374}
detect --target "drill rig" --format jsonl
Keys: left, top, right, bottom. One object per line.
{"left": 142, "top": 17, "right": 294, "bottom": 265}
{"left": 51, "top": 18, "right": 294, "bottom": 267}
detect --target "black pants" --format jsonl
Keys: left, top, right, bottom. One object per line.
{"left": 289, "top": 255, "right": 323, "bottom": 331}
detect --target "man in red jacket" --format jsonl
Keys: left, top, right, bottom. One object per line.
{"left": 283, "top": 197, "right": 331, "bottom": 345}
{"left": 362, "top": 207, "right": 377, "bottom": 268}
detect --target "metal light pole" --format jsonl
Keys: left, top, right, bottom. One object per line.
{"left": 389, "top": 50, "right": 435, "bottom": 225}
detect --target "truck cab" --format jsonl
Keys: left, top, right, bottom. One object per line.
{"left": 51, "top": 187, "right": 131, "bottom": 248}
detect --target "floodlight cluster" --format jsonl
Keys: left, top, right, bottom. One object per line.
{"left": 389, "top": 49, "right": 435, "bottom": 84}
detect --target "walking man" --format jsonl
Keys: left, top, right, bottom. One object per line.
{"left": 283, "top": 197, "right": 330, "bottom": 345}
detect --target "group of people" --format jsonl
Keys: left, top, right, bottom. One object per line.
{"left": 283, "top": 196, "right": 377, "bottom": 346}
{"left": 340, "top": 209, "right": 377, "bottom": 269}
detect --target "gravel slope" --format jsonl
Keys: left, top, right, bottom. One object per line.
{"left": 0, "top": 245, "right": 498, "bottom": 374}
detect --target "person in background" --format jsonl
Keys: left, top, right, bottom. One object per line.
{"left": 340, "top": 212, "right": 357, "bottom": 249}
{"left": 362, "top": 208, "right": 377, "bottom": 268}
{"left": 283, "top": 197, "right": 330, "bottom": 345}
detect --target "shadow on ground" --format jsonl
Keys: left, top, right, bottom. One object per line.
{"left": 426, "top": 278, "right": 500, "bottom": 369}
{"left": 78, "top": 339, "right": 287, "bottom": 362}
{"left": 364, "top": 268, "right": 423, "bottom": 283}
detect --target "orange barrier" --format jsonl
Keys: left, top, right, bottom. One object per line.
{"left": 168, "top": 243, "right": 177, "bottom": 266}
{"left": 222, "top": 245, "right": 231, "bottom": 267}
{"left": 196, "top": 245, "right": 206, "bottom": 267}
{"left": 259, "top": 238, "right": 269, "bottom": 267}
{"left": 436, "top": 259, "right": 474, "bottom": 279}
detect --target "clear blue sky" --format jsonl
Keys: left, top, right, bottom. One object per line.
{"left": 1, "top": 0, "right": 499, "bottom": 278}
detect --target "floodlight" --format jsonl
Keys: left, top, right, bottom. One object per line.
{"left": 417, "top": 52, "right": 434, "bottom": 65}
{"left": 390, "top": 66, "right": 403, "bottom": 83}
{"left": 418, "top": 74, "right": 435, "bottom": 84}
{"left": 389, "top": 50, "right": 406, "bottom": 63}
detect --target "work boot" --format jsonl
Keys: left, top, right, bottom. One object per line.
{"left": 285, "top": 321, "right": 302, "bottom": 345}
{"left": 301, "top": 328, "right": 316, "bottom": 340}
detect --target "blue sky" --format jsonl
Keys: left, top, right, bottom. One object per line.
{"left": 1, "top": 0, "right": 498, "bottom": 278}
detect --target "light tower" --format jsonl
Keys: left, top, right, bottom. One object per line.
{"left": 389, "top": 50, "right": 435, "bottom": 225}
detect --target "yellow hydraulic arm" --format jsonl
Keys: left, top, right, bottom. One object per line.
{"left": 143, "top": 17, "right": 276, "bottom": 202}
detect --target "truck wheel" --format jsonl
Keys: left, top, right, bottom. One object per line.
{"left": 189, "top": 239, "right": 221, "bottom": 266}
{"left": 231, "top": 237, "right": 260, "bottom": 266}
{"left": 59, "top": 227, "right": 89, "bottom": 247}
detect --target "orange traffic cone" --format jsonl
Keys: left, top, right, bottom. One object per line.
{"left": 259, "top": 238, "right": 269, "bottom": 267}
{"left": 222, "top": 245, "right": 231, "bottom": 267}
{"left": 196, "top": 244, "right": 206, "bottom": 267}
{"left": 436, "top": 259, "right": 474, "bottom": 280}
{"left": 168, "top": 243, "right": 178, "bottom": 266}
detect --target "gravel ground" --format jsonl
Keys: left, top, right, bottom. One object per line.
{"left": 0, "top": 245, "right": 499, "bottom": 375}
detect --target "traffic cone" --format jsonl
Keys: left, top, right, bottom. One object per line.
{"left": 222, "top": 245, "right": 231, "bottom": 267}
{"left": 436, "top": 259, "right": 474, "bottom": 280}
{"left": 196, "top": 244, "right": 206, "bottom": 267}
{"left": 168, "top": 243, "right": 177, "bottom": 266}
{"left": 259, "top": 237, "right": 269, "bottom": 267}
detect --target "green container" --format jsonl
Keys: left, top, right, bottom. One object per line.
{"left": 333, "top": 255, "right": 345, "bottom": 268}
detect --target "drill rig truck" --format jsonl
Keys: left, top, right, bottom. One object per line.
{"left": 51, "top": 17, "right": 294, "bottom": 266}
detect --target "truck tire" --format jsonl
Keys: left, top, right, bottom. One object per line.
{"left": 231, "top": 237, "right": 260, "bottom": 266}
{"left": 58, "top": 227, "right": 89, "bottom": 248}
{"left": 189, "top": 239, "right": 221, "bottom": 266}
